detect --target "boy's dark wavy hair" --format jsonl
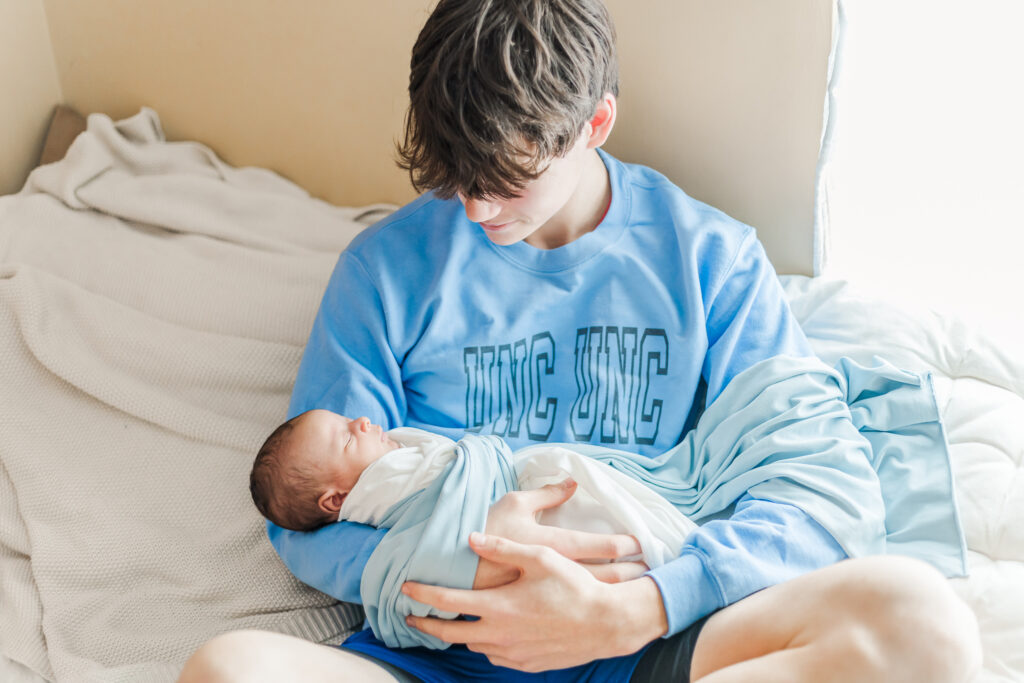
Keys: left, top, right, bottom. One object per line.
{"left": 397, "top": 0, "right": 619, "bottom": 200}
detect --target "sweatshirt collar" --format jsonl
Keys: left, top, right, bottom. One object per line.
{"left": 480, "top": 148, "right": 630, "bottom": 273}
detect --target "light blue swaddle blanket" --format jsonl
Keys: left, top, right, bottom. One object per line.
{"left": 360, "top": 355, "right": 967, "bottom": 649}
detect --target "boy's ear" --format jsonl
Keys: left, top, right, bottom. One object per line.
{"left": 585, "top": 92, "right": 617, "bottom": 149}
{"left": 318, "top": 489, "right": 346, "bottom": 515}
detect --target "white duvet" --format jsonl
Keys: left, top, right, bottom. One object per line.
{"left": 782, "top": 277, "right": 1024, "bottom": 681}
{"left": 0, "top": 110, "right": 1021, "bottom": 681}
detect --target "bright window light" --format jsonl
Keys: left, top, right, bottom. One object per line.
{"left": 820, "top": 0, "right": 1024, "bottom": 347}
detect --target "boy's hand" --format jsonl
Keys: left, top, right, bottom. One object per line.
{"left": 471, "top": 478, "right": 643, "bottom": 589}
{"left": 404, "top": 532, "right": 668, "bottom": 672}
{"left": 581, "top": 560, "right": 650, "bottom": 583}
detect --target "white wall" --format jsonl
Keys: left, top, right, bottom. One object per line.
{"left": 0, "top": 0, "right": 62, "bottom": 195}
{"left": 41, "top": 0, "right": 433, "bottom": 208}
{"left": 606, "top": 0, "right": 833, "bottom": 275}
{"left": 10, "top": 0, "right": 833, "bottom": 274}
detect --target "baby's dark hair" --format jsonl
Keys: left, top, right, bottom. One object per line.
{"left": 249, "top": 413, "right": 333, "bottom": 532}
{"left": 397, "top": 0, "right": 619, "bottom": 200}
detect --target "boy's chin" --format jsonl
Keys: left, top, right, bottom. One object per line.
{"left": 478, "top": 221, "right": 534, "bottom": 246}
{"left": 484, "top": 234, "right": 520, "bottom": 246}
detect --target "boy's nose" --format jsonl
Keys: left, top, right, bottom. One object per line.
{"left": 353, "top": 417, "right": 371, "bottom": 432}
{"left": 462, "top": 196, "right": 501, "bottom": 224}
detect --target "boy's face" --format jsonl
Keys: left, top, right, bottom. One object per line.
{"left": 458, "top": 131, "right": 608, "bottom": 249}
{"left": 293, "top": 410, "right": 400, "bottom": 497}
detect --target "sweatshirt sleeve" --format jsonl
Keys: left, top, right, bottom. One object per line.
{"left": 702, "top": 229, "right": 813, "bottom": 405}
{"left": 267, "top": 520, "right": 386, "bottom": 603}
{"left": 270, "top": 249, "right": 407, "bottom": 602}
{"left": 646, "top": 494, "right": 848, "bottom": 636}
{"left": 645, "top": 229, "right": 853, "bottom": 635}
{"left": 287, "top": 250, "right": 406, "bottom": 425}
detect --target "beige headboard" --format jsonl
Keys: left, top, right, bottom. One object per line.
{"left": 2, "top": 0, "right": 834, "bottom": 275}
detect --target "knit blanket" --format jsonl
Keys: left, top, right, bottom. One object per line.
{"left": 359, "top": 355, "right": 967, "bottom": 649}
{"left": 0, "top": 109, "right": 390, "bottom": 682}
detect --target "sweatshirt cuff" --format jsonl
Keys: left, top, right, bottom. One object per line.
{"left": 645, "top": 550, "right": 726, "bottom": 637}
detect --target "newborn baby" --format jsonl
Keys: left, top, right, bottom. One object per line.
{"left": 250, "top": 409, "right": 698, "bottom": 568}
{"left": 249, "top": 410, "right": 406, "bottom": 532}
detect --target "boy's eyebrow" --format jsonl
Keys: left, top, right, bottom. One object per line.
{"left": 462, "top": 189, "right": 523, "bottom": 202}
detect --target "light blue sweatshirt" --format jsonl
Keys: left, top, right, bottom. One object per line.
{"left": 269, "top": 150, "right": 847, "bottom": 636}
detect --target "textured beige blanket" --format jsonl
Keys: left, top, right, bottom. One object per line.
{"left": 0, "top": 109, "right": 386, "bottom": 682}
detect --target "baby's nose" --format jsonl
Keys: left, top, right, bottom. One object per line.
{"left": 355, "top": 416, "right": 371, "bottom": 432}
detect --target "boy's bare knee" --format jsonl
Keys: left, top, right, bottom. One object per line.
{"left": 831, "top": 557, "right": 981, "bottom": 683}
{"left": 178, "top": 630, "right": 268, "bottom": 683}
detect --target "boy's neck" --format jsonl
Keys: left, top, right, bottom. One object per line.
{"left": 525, "top": 150, "right": 611, "bottom": 250}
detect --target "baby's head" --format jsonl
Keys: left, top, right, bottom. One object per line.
{"left": 249, "top": 409, "right": 401, "bottom": 531}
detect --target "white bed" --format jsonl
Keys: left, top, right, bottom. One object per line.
{"left": 1, "top": 111, "right": 1021, "bottom": 682}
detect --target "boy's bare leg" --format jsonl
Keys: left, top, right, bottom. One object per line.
{"left": 177, "top": 630, "right": 401, "bottom": 683}
{"left": 177, "top": 556, "right": 982, "bottom": 683}
{"left": 689, "top": 556, "right": 982, "bottom": 683}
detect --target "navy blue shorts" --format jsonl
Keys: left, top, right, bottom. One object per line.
{"left": 340, "top": 613, "right": 713, "bottom": 683}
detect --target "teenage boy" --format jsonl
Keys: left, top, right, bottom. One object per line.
{"left": 178, "top": 1, "right": 979, "bottom": 681}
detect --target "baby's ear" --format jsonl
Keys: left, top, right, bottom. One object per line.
{"left": 317, "top": 489, "right": 346, "bottom": 515}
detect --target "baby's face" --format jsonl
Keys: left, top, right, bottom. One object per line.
{"left": 293, "top": 410, "right": 400, "bottom": 496}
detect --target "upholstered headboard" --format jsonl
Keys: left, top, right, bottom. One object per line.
{"left": 2, "top": 0, "right": 834, "bottom": 275}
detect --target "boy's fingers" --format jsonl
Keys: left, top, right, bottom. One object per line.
{"left": 546, "top": 528, "right": 642, "bottom": 561}
{"left": 581, "top": 560, "right": 649, "bottom": 583}
{"left": 405, "top": 614, "right": 491, "bottom": 645}
{"left": 521, "top": 478, "right": 577, "bottom": 512}
{"left": 402, "top": 581, "right": 486, "bottom": 615}
{"left": 468, "top": 532, "right": 556, "bottom": 570}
